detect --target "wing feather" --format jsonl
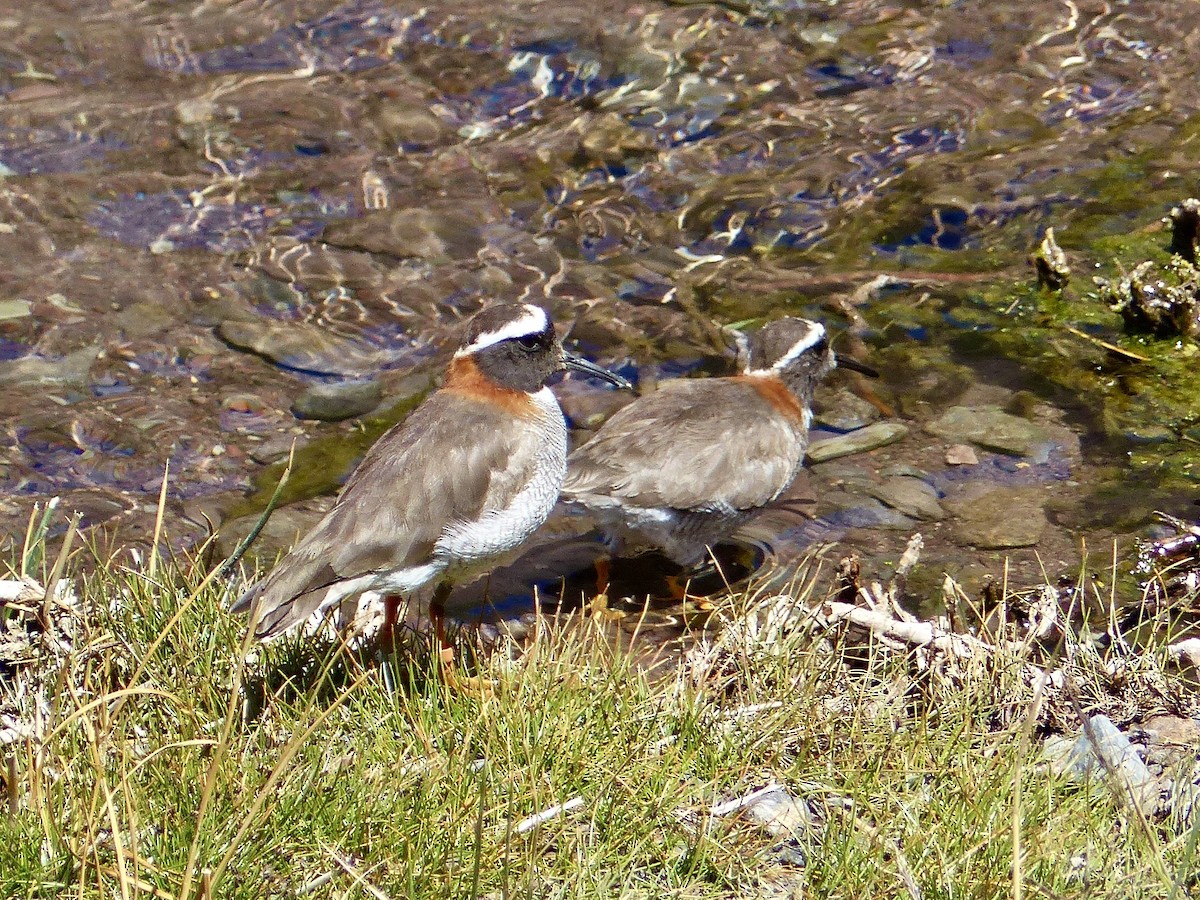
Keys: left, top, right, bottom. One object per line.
{"left": 242, "top": 391, "right": 545, "bottom": 637}
{"left": 564, "top": 379, "right": 806, "bottom": 512}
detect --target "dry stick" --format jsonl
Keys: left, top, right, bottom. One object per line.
{"left": 1011, "top": 657, "right": 1053, "bottom": 900}
{"left": 322, "top": 843, "right": 393, "bottom": 900}
{"left": 1061, "top": 323, "right": 1150, "bottom": 362}
{"left": 215, "top": 444, "right": 295, "bottom": 581}
{"left": 20, "top": 497, "right": 59, "bottom": 579}
{"left": 178, "top": 524, "right": 290, "bottom": 900}
{"left": 4, "top": 754, "right": 16, "bottom": 817}
{"left": 178, "top": 623, "right": 253, "bottom": 900}
{"left": 83, "top": 713, "right": 133, "bottom": 900}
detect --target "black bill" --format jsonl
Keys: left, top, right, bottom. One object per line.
{"left": 834, "top": 353, "right": 880, "bottom": 378}
{"left": 563, "top": 349, "right": 634, "bottom": 390}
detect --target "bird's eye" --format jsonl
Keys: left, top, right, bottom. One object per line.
{"left": 516, "top": 334, "right": 542, "bottom": 351}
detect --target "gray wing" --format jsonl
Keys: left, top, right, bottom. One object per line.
{"left": 564, "top": 379, "right": 804, "bottom": 512}
{"left": 237, "top": 391, "right": 547, "bottom": 638}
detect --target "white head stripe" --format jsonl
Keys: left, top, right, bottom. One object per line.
{"left": 455, "top": 304, "right": 550, "bottom": 357}
{"left": 770, "top": 322, "right": 826, "bottom": 371}
{"left": 740, "top": 321, "right": 827, "bottom": 377}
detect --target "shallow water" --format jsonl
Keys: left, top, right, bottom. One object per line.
{"left": 2, "top": 0, "right": 1199, "bottom": 617}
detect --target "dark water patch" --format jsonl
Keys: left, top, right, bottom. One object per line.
{"left": 875, "top": 205, "right": 972, "bottom": 252}
{"left": 9, "top": 429, "right": 235, "bottom": 501}
{"left": 0, "top": 339, "right": 27, "bottom": 362}
{"left": 0, "top": 127, "right": 126, "bottom": 176}
{"left": 444, "top": 47, "right": 636, "bottom": 140}
{"left": 937, "top": 39, "right": 993, "bottom": 67}
{"left": 806, "top": 57, "right": 896, "bottom": 96}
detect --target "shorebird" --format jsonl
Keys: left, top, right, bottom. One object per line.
{"left": 561, "top": 317, "right": 876, "bottom": 580}
{"left": 232, "top": 303, "right": 630, "bottom": 654}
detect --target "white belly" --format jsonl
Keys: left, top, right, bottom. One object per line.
{"left": 434, "top": 386, "right": 568, "bottom": 574}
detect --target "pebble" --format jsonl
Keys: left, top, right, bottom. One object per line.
{"left": 292, "top": 379, "right": 383, "bottom": 421}
{"left": 870, "top": 476, "right": 944, "bottom": 521}
{"left": 321, "top": 204, "right": 489, "bottom": 262}
{"left": 925, "top": 405, "right": 1048, "bottom": 456}
{"left": 944, "top": 486, "right": 1046, "bottom": 548}
{"left": 945, "top": 444, "right": 978, "bottom": 466}
{"left": 807, "top": 422, "right": 908, "bottom": 463}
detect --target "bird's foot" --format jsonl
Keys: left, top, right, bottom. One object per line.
{"left": 439, "top": 652, "right": 497, "bottom": 699}
{"left": 587, "top": 591, "right": 626, "bottom": 622}
{"left": 663, "top": 572, "right": 694, "bottom": 601}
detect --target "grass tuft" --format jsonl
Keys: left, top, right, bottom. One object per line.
{"left": 1, "top": 525, "right": 1198, "bottom": 898}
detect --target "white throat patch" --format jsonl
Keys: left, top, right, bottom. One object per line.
{"left": 455, "top": 304, "right": 550, "bottom": 357}
{"left": 744, "top": 321, "right": 826, "bottom": 376}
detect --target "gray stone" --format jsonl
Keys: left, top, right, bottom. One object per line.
{"left": 248, "top": 434, "right": 309, "bottom": 465}
{"left": 809, "top": 462, "right": 875, "bottom": 494}
{"left": 218, "top": 318, "right": 389, "bottom": 377}
{"left": 1045, "top": 714, "right": 1159, "bottom": 815}
{"left": 925, "top": 405, "right": 1048, "bottom": 456}
{"left": 321, "top": 204, "right": 490, "bottom": 262}
{"left": 870, "top": 476, "right": 944, "bottom": 521}
{"left": 944, "top": 486, "right": 1047, "bottom": 549}
{"left": 292, "top": 379, "right": 383, "bottom": 421}
{"left": 815, "top": 389, "right": 881, "bottom": 431}
{"left": 807, "top": 422, "right": 908, "bottom": 463}
{"left": 0, "top": 344, "right": 99, "bottom": 386}
{"left": 742, "top": 787, "right": 815, "bottom": 839}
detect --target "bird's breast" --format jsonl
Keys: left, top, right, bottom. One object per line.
{"left": 434, "top": 386, "right": 568, "bottom": 569}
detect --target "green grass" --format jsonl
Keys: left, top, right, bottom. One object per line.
{"left": 1, "top": 528, "right": 1198, "bottom": 899}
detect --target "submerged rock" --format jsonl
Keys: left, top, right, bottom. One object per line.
{"left": 944, "top": 485, "right": 1047, "bottom": 549}
{"left": 218, "top": 318, "right": 389, "bottom": 377}
{"left": 0, "top": 344, "right": 99, "bottom": 386}
{"left": 814, "top": 389, "right": 881, "bottom": 432}
{"left": 292, "top": 379, "right": 383, "bottom": 421}
{"left": 925, "top": 405, "right": 1048, "bottom": 456}
{"left": 870, "top": 476, "right": 944, "bottom": 521}
{"left": 945, "top": 444, "right": 978, "bottom": 466}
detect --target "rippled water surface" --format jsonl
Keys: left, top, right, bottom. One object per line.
{"left": 3, "top": 0, "right": 1200, "bottom": 610}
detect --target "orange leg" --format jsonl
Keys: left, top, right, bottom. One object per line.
{"left": 429, "top": 582, "right": 455, "bottom": 668}
{"left": 594, "top": 556, "right": 611, "bottom": 597}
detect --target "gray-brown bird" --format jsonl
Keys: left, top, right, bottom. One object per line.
{"left": 561, "top": 317, "right": 875, "bottom": 572}
{"left": 232, "top": 302, "right": 630, "bottom": 643}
